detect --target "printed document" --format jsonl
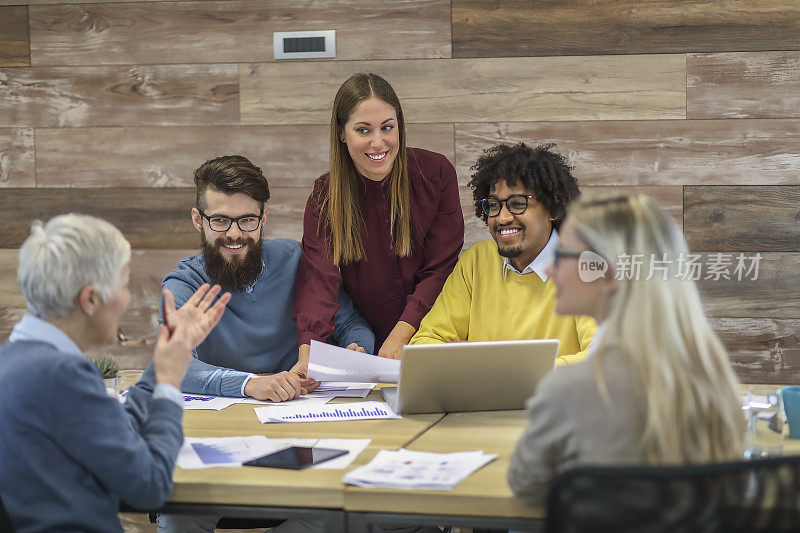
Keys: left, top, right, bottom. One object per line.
{"left": 308, "top": 340, "right": 400, "bottom": 382}
{"left": 254, "top": 401, "right": 401, "bottom": 423}
{"left": 182, "top": 394, "right": 330, "bottom": 410}
{"left": 343, "top": 449, "right": 497, "bottom": 490}
{"left": 306, "top": 381, "right": 377, "bottom": 398}
{"left": 183, "top": 395, "right": 239, "bottom": 411}
{"left": 177, "top": 435, "right": 274, "bottom": 469}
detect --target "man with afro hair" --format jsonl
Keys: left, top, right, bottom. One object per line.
{"left": 410, "top": 142, "right": 596, "bottom": 365}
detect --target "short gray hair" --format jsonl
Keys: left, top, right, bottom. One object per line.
{"left": 18, "top": 213, "right": 132, "bottom": 319}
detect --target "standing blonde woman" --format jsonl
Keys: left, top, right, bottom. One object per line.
{"left": 508, "top": 193, "right": 744, "bottom": 503}
{"left": 293, "top": 73, "right": 464, "bottom": 368}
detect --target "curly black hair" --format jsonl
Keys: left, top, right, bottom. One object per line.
{"left": 467, "top": 142, "right": 580, "bottom": 230}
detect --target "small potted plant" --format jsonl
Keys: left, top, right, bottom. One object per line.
{"left": 91, "top": 355, "right": 120, "bottom": 394}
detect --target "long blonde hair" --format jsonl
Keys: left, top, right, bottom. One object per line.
{"left": 323, "top": 73, "right": 411, "bottom": 265}
{"left": 569, "top": 193, "right": 744, "bottom": 463}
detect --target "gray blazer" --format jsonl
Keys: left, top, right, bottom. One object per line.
{"left": 507, "top": 348, "right": 645, "bottom": 504}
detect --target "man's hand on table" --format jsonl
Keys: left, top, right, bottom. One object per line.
{"left": 245, "top": 372, "right": 319, "bottom": 402}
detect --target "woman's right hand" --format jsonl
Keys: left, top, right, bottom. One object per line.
{"left": 289, "top": 343, "right": 319, "bottom": 393}
{"left": 154, "top": 286, "right": 230, "bottom": 387}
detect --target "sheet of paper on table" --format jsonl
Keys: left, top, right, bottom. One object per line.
{"left": 234, "top": 396, "right": 332, "bottom": 407}
{"left": 343, "top": 449, "right": 497, "bottom": 490}
{"left": 306, "top": 381, "right": 377, "bottom": 399}
{"left": 253, "top": 401, "right": 401, "bottom": 424}
{"left": 183, "top": 395, "right": 240, "bottom": 411}
{"left": 177, "top": 436, "right": 371, "bottom": 470}
{"left": 178, "top": 435, "right": 274, "bottom": 469}
{"left": 308, "top": 340, "right": 399, "bottom": 383}
{"left": 182, "top": 395, "right": 331, "bottom": 410}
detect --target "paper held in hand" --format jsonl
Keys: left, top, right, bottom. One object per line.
{"left": 308, "top": 340, "right": 400, "bottom": 383}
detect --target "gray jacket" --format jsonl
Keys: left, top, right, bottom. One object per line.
{"left": 507, "top": 348, "right": 644, "bottom": 504}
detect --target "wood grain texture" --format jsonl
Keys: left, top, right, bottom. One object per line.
{"left": 241, "top": 55, "right": 686, "bottom": 125}
{"left": 455, "top": 120, "right": 800, "bottom": 187}
{"left": 0, "top": 6, "right": 30, "bottom": 67}
{"left": 0, "top": 128, "right": 35, "bottom": 187}
{"left": 0, "top": 252, "right": 21, "bottom": 308}
{"left": 0, "top": 187, "right": 313, "bottom": 249}
{"left": 0, "top": 307, "right": 25, "bottom": 336}
{"left": 1, "top": 188, "right": 197, "bottom": 248}
{"left": 684, "top": 186, "right": 800, "bottom": 252}
{"left": 698, "top": 252, "right": 800, "bottom": 319}
{"left": 711, "top": 318, "right": 800, "bottom": 385}
{"left": 29, "top": 0, "right": 450, "bottom": 66}
{"left": 34, "top": 124, "right": 455, "bottom": 188}
{"left": 688, "top": 51, "right": 800, "bottom": 119}
{"left": 453, "top": 0, "right": 800, "bottom": 58}
{"left": 0, "top": 65, "right": 238, "bottom": 127}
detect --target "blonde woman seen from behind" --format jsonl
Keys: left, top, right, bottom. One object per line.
{"left": 508, "top": 193, "right": 744, "bottom": 504}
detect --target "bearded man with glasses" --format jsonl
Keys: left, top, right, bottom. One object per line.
{"left": 148, "top": 155, "right": 374, "bottom": 404}
{"left": 410, "top": 143, "right": 596, "bottom": 366}
{"left": 154, "top": 155, "right": 376, "bottom": 533}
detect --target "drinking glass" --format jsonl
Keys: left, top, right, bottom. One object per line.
{"left": 744, "top": 386, "right": 786, "bottom": 458}
{"left": 115, "top": 369, "right": 144, "bottom": 400}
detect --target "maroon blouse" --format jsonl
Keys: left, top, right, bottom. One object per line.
{"left": 294, "top": 147, "right": 464, "bottom": 349}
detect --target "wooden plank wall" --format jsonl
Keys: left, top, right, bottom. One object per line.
{"left": 1, "top": 1, "right": 798, "bottom": 383}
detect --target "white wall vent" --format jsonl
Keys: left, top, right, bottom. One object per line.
{"left": 273, "top": 30, "right": 336, "bottom": 60}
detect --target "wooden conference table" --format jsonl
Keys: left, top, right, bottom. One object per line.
{"left": 165, "top": 385, "right": 800, "bottom": 531}
{"left": 163, "top": 389, "right": 543, "bottom": 532}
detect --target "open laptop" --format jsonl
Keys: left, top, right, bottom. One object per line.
{"left": 381, "top": 339, "right": 559, "bottom": 415}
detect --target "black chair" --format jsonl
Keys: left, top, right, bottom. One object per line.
{"left": 0, "top": 492, "right": 15, "bottom": 533}
{"left": 545, "top": 455, "right": 800, "bottom": 533}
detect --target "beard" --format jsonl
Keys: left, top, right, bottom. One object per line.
{"left": 497, "top": 244, "right": 523, "bottom": 259}
{"left": 201, "top": 233, "right": 264, "bottom": 292}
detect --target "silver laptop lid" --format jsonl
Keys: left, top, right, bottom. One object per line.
{"left": 393, "top": 339, "right": 559, "bottom": 415}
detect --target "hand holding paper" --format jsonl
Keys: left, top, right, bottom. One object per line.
{"left": 308, "top": 340, "right": 400, "bottom": 383}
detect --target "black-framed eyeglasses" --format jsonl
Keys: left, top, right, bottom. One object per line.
{"left": 480, "top": 195, "right": 533, "bottom": 217}
{"left": 197, "top": 209, "right": 263, "bottom": 232}
{"left": 553, "top": 248, "right": 584, "bottom": 267}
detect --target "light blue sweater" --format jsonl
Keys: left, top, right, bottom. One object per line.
{"left": 162, "top": 238, "right": 375, "bottom": 397}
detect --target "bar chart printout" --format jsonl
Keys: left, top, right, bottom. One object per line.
{"left": 254, "top": 401, "right": 401, "bottom": 423}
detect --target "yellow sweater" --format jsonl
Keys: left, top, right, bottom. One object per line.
{"left": 410, "top": 240, "right": 597, "bottom": 365}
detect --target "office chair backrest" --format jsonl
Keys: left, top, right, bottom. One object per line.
{"left": 0, "top": 491, "right": 14, "bottom": 532}
{"left": 545, "top": 456, "right": 800, "bottom": 533}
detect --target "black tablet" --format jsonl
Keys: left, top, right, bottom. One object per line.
{"left": 242, "top": 446, "right": 348, "bottom": 470}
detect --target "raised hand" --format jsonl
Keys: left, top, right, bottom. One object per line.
{"left": 162, "top": 284, "right": 231, "bottom": 349}
{"left": 153, "top": 285, "right": 230, "bottom": 388}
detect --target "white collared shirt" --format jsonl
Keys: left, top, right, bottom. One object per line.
{"left": 502, "top": 229, "right": 560, "bottom": 282}
{"left": 10, "top": 314, "right": 83, "bottom": 356}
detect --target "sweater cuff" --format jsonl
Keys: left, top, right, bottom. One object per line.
{"left": 297, "top": 331, "right": 319, "bottom": 348}
{"left": 398, "top": 307, "right": 425, "bottom": 331}
{"left": 240, "top": 374, "right": 257, "bottom": 396}
{"left": 221, "top": 372, "right": 249, "bottom": 397}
